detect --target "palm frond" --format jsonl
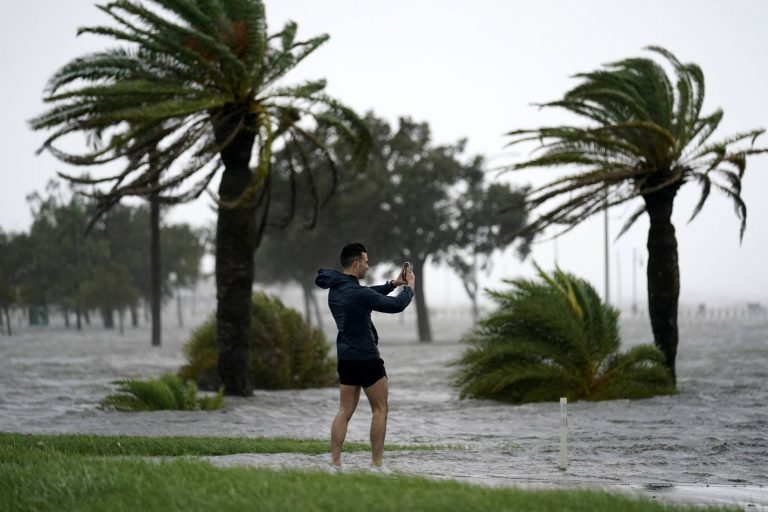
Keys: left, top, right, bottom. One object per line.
{"left": 32, "top": 0, "right": 370, "bottom": 230}
{"left": 505, "top": 46, "right": 764, "bottom": 242}
{"left": 454, "top": 268, "right": 669, "bottom": 403}
{"left": 615, "top": 204, "right": 647, "bottom": 239}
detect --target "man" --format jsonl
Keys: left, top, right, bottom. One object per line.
{"left": 315, "top": 243, "right": 415, "bottom": 470}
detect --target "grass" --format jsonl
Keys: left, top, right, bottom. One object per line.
{"left": 0, "top": 433, "right": 735, "bottom": 512}
{"left": 0, "top": 432, "right": 433, "bottom": 457}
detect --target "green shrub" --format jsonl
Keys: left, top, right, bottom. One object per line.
{"left": 100, "top": 373, "right": 224, "bottom": 411}
{"left": 180, "top": 292, "right": 336, "bottom": 390}
{"left": 453, "top": 266, "right": 676, "bottom": 403}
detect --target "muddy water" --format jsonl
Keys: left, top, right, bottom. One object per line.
{"left": 1, "top": 314, "right": 766, "bottom": 507}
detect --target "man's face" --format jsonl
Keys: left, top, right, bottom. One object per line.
{"left": 354, "top": 252, "right": 369, "bottom": 279}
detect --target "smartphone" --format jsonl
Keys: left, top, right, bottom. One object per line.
{"left": 402, "top": 262, "right": 411, "bottom": 280}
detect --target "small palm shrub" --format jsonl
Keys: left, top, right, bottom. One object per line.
{"left": 180, "top": 292, "right": 336, "bottom": 390}
{"left": 100, "top": 373, "right": 224, "bottom": 411}
{"left": 453, "top": 267, "right": 676, "bottom": 403}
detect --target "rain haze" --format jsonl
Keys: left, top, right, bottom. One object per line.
{"left": 2, "top": 3, "right": 768, "bottom": 508}
{"left": 1, "top": 0, "right": 767, "bottom": 309}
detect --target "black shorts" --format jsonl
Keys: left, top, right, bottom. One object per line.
{"left": 337, "top": 358, "right": 387, "bottom": 388}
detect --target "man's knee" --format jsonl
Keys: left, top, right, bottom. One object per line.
{"left": 371, "top": 402, "right": 388, "bottom": 417}
{"left": 337, "top": 406, "right": 356, "bottom": 422}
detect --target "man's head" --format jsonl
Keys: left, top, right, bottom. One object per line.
{"left": 340, "top": 242, "right": 368, "bottom": 279}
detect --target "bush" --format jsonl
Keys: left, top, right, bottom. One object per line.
{"left": 180, "top": 292, "right": 336, "bottom": 390}
{"left": 100, "top": 373, "right": 224, "bottom": 411}
{"left": 453, "top": 266, "right": 676, "bottom": 403}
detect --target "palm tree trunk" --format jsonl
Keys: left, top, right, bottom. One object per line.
{"left": 413, "top": 257, "right": 432, "bottom": 342}
{"left": 214, "top": 105, "right": 257, "bottom": 397}
{"left": 150, "top": 164, "right": 162, "bottom": 347}
{"left": 643, "top": 186, "right": 680, "bottom": 382}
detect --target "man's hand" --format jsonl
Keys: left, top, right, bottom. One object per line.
{"left": 392, "top": 265, "right": 415, "bottom": 289}
{"left": 405, "top": 268, "right": 415, "bottom": 290}
{"left": 392, "top": 274, "right": 406, "bottom": 287}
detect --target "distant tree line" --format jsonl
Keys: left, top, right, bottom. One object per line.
{"left": 0, "top": 181, "right": 205, "bottom": 335}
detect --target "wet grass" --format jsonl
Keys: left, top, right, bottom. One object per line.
{"left": 0, "top": 433, "right": 736, "bottom": 512}
{"left": 0, "top": 432, "right": 438, "bottom": 457}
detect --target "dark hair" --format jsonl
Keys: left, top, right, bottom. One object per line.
{"left": 340, "top": 243, "right": 367, "bottom": 268}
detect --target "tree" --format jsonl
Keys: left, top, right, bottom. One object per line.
{"left": 504, "top": 47, "right": 765, "bottom": 382}
{"left": 23, "top": 182, "right": 106, "bottom": 327}
{"left": 92, "top": 203, "right": 151, "bottom": 328}
{"left": 162, "top": 223, "right": 206, "bottom": 327}
{"left": 253, "top": 120, "right": 392, "bottom": 328}
{"left": 125, "top": 127, "right": 164, "bottom": 345}
{"left": 77, "top": 262, "right": 139, "bottom": 334}
{"left": 454, "top": 267, "right": 676, "bottom": 403}
{"left": 450, "top": 180, "right": 531, "bottom": 322}
{"left": 380, "top": 118, "right": 487, "bottom": 341}
{"left": 31, "top": 1, "right": 370, "bottom": 395}
{"left": 0, "top": 231, "right": 27, "bottom": 335}
{"left": 258, "top": 114, "right": 530, "bottom": 342}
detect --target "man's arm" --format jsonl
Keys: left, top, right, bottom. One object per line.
{"left": 363, "top": 286, "right": 414, "bottom": 313}
{"left": 369, "top": 281, "right": 397, "bottom": 296}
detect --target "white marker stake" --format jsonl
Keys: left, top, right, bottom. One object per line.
{"left": 559, "top": 397, "right": 568, "bottom": 470}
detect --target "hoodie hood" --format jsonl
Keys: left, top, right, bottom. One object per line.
{"left": 315, "top": 268, "right": 355, "bottom": 289}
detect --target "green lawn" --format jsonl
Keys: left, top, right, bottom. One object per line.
{"left": 0, "top": 433, "right": 734, "bottom": 512}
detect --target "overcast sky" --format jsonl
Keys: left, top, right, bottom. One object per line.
{"left": 1, "top": 0, "right": 767, "bottom": 309}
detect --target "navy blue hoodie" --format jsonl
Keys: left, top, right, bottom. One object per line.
{"left": 315, "top": 269, "right": 414, "bottom": 360}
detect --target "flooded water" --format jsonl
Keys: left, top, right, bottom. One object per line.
{"left": 1, "top": 312, "right": 766, "bottom": 508}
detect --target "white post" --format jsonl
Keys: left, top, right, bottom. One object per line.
{"left": 559, "top": 397, "right": 568, "bottom": 470}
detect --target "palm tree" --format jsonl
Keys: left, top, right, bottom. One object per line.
{"left": 30, "top": 0, "right": 370, "bottom": 395}
{"left": 453, "top": 266, "right": 676, "bottom": 403}
{"left": 505, "top": 46, "right": 765, "bottom": 382}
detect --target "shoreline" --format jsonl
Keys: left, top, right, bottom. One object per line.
{"left": 200, "top": 450, "right": 768, "bottom": 509}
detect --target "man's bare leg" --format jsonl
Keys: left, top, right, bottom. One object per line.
{"left": 363, "top": 376, "right": 388, "bottom": 467}
{"left": 331, "top": 384, "right": 360, "bottom": 466}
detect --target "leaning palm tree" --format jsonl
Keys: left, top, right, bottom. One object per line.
{"left": 453, "top": 266, "right": 676, "bottom": 403}
{"left": 505, "top": 46, "right": 765, "bottom": 382}
{"left": 30, "top": 0, "right": 370, "bottom": 395}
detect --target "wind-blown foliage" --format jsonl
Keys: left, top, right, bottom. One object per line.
{"left": 507, "top": 46, "right": 764, "bottom": 239}
{"left": 30, "top": 0, "right": 369, "bottom": 226}
{"left": 180, "top": 292, "right": 336, "bottom": 390}
{"left": 453, "top": 267, "right": 676, "bottom": 403}
{"left": 100, "top": 373, "right": 224, "bottom": 411}
{"left": 504, "top": 46, "right": 765, "bottom": 381}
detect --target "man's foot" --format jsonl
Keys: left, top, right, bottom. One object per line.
{"left": 368, "top": 463, "right": 393, "bottom": 475}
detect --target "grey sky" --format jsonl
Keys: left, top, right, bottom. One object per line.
{"left": 1, "top": 1, "right": 767, "bottom": 308}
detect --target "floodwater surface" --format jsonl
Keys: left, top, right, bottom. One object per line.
{"left": 1, "top": 313, "right": 766, "bottom": 508}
